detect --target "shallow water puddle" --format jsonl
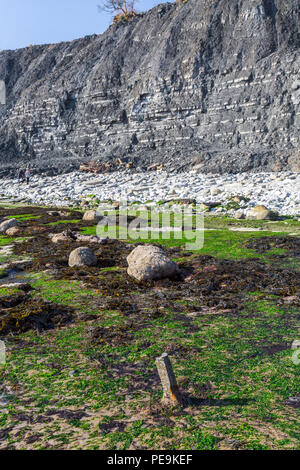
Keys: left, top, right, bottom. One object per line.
{"left": 0, "top": 268, "right": 30, "bottom": 286}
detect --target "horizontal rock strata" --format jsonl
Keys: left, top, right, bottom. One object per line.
{"left": 0, "top": 0, "right": 299, "bottom": 175}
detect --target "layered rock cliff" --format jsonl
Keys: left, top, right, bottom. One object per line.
{"left": 0, "top": 0, "right": 299, "bottom": 175}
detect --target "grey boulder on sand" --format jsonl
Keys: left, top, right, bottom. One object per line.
{"left": 127, "top": 245, "right": 180, "bottom": 281}
{"left": 68, "top": 247, "right": 97, "bottom": 267}
{"left": 0, "top": 218, "right": 19, "bottom": 233}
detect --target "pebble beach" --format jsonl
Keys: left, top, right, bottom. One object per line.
{"left": 0, "top": 170, "right": 299, "bottom": 216}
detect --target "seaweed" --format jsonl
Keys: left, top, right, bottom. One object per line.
{"left": 0, "top": 206, "right": 299, "bottom": 450}
{"left": 245, "top": 236, "right": 300, "bottom": 256}
{"left": 0, "top": 297, "right": 74, "bottom": 335}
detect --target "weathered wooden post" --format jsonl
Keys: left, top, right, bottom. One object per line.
{"left": 155, "top": 353, "right": 182, "bottom": 406}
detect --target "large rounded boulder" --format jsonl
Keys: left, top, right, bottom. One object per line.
{"left": 0, "top": 218, "right": 19, "bottom": 233}
{"left": 127, "top": 245, "right": 180, "bottom": 281}
{"left": 247, "top": 205, "right": 278, "bottom": 220}
{"left": 68, "top": 247, "right": 97, "bottom": 267}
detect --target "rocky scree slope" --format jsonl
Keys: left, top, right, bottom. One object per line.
{"left": 0, "top": 0, "right": 299, "bottom": 176}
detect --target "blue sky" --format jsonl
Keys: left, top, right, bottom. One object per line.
{"left": 0, "top": 0, "right": 165, "bottom": 50}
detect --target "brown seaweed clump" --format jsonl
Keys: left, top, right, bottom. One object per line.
{"left": 246, "top": 236, "right": 300, "bottom": 256}
{"left": 0, "top": 297, "right": 74, "bottom": 335}
{"left": 87, "top": 323, "right": 134, "bottom": 346}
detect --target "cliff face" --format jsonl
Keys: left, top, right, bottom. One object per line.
{"left": 0, "top": 0, "right": 299, "bottom": 175}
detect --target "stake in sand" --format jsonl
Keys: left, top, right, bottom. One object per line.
{"left": 155, "top": 353, "right": 182, "bottom": 405}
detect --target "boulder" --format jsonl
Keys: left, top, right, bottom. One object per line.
{"left": 228, "top": 195, "right": 249, "bottom": 204}
{"left": 47, "top": 211, "right": 60, "bottom": 216}
{"left": 82, "top": 210, "right": 103, "bottom": 222}
{"left": 51, "top": 230, "right": 77, "bottom": 243}
{"left": 210, "top": 187, "right": 222, "bottom": 196}
{"left": 68, "top": 247, "right": 97, "bottom": 267}
{"left": 231, "top": 196, "right": 242, "bottom": 203}
{"left": 51, "top": 233, "right": 72, "bottom": 243}
{"left": 6, "top": 226, "right": 21, "bottom": 236}
{"left": 75, "top": 234, "right": 106, "bottom": 244}
{"left": 51, "top": 230, "right": 106, "bottom": 244}
{"left": 247, "top": 205, "right": 278, "bottom": 220}
{"left": 0, "top": 218, "right": 19, "bottom": 233}
{"left": 127, "top": 245, "right": 180, "bottom": 281}
{"left": 234, "top": 211, "right": 245, "bottom": 220}
{"left": 59, "top": 211, "right": 71, "bottom": 218}
{"left": 199, "top": 203, "right": 210, "bottom": 212}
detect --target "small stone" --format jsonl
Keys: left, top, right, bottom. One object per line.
{"left": 82, "top": 210, "right": 103, "bottom": 222}
{"left": 219, "top": 438, "right": 244, "bottom": 450}
{"left": 6, "top": 226, "right": 21, "bottom": 236}
{"left": 75, "top": 234, "right": 106, "bottom": 244}
{"left": 68, "top": 247, "right": 97, "bottom": 267}
{"left": 59, "top": 211, "right": 70, "bottom": 217}
{"left": 285, "top": 396, "right": 300, "bottom": 408}
{"left": 47, "top": 211, "right": 60, "bottom": 216}
{"left": 210, "top": 187, "right": 222, "bottom": 196}
{"left": 291, "top": 340, "right": 300, "bottom": 350}
{"left": 234, "top": 211, "right": 245, "bottom": 219}
{"left": 199, "top": 203, "right": 210, "bottom": 212}
{"left": 231, "top": 196, "right": 243, "bottom": 203}
{"left": 51, "top": 233, "right": 71, "bottom": 243}
{"left": 80, "top": 200, "right": 90, "bottom": 207}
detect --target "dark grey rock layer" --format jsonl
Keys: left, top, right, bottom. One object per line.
{"left": 0, "top": 0, "right": 299, "bottom": 175}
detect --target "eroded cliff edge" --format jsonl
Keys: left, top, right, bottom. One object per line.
{"left": 0, "top": 0, "right": 299, "bottom": 175}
